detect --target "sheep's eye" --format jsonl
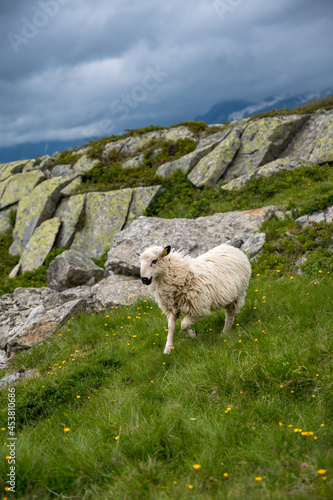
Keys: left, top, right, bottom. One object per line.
{"left": 151, "top": 259, "right": 157, "bottom": 265}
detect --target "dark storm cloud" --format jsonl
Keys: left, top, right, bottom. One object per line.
{"left": 0, "top": 0, "right": 332, "bottom": 147}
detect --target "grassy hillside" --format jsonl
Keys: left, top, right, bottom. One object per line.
{"left": 1, "top": 275, "right": 332, "bottom": 499}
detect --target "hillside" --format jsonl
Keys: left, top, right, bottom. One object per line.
{"left": 0, "top": 99, "right": 333, "bottom": 499}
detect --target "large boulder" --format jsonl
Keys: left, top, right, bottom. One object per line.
{"left": 0, "top": 160, "right": 32, "bottom": 183}
{"left": 73, "top": 154, "right": 99, "bottom": 175}
{"left": 188, "top": 127, "right": 242, "bottom": 187}
{"left": 19, "top": 218, "right": 62, "bottom": 273}
{"left": 54, "top": 194, "right": 86, "bottom": 248}
{"left": 7, "top": 298, "right": 86, "bottom": 352}
{"left": 0, "top": 205, "right": 16, "bottom": 234}
{"left": 47, "top": 249, "right": 104, "bottom": 292}
{"left": 125, "top": 186, "right": 163, "bottom": 228}
{"left": 282, "top": 110, "right": 333, "bottom": 163}
{"left": 10, "top": 176, "right": 72, "bottom": 255}
{"left": 93, "top": 274, "right": 149, "bottom": 308}
{"left": 71, "top": 189, "right": 132, "bottom": 258}
{"left": 106, "top": 206, "right": 275, "bottom": 276}
{"left": 0, "top": 170, "right": 45, "bottom": 210}
{"left": 223, "top": 115, "right": 308, "bottom": 181}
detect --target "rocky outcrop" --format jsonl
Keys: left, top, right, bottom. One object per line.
{"left": 0, "top": 160, "right": 32, "bottom": 183}
{"left": 106, "top": 206, "right": 275, "bottom": 276}
{"left": 294, "top": 205, "right": 333, "bottom": 227}
{"left": 10, "top": 176, "right": 72, "bottom": 256}
{"left": 54, "top": 194, "right": 86, "bottom": 248}
{"left": 19, "top": 218, "right": 62, "bottom": 274}
{"left": 47, "top": 250, "right": 104, "bottom": 291}
{"left": 223, "top": 115, "right": 308, "bottom": 181}
{"left": 188, "top": 127, "right": 242, "bottom": 187}
{"left": 0, "top": 206, "right": 16, "bottom": 234}
{"left": 0, "top": 170, "right": 45, "bottom": 210}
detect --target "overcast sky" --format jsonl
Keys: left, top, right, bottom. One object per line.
{"left": 1, "top": 0, "right": 333, "bottom": 148}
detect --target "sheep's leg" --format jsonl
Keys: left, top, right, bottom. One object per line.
{"left": 222, "top": 303, "right": 236, "bottom": 334}
{"left": 164, "top": 313, "right": 176, "bottom": 354}
{"left": 181, "top": 315, "right": 197, "bottom": 339}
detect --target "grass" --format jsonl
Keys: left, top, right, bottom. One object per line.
{"left": 0, "top": 274, "right": 332, "bottom": 499}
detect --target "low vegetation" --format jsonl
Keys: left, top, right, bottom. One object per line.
{"left": 1, "top": 275, "right": 332, "bottom": 498}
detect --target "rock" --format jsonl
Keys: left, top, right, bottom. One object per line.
{"left": 10, "top": 176, "right": 72, "bottom": 255}
{"left": 73, "top": 154, "right": 99, "bottom": 175}
{"left": 188, "top": 127, "right": 242, "bottom": 187}
{"left": 19, "top": 218, "right": 62, "bottom": 273}
{"left": 282, "top": 111, "right": 333, "bottom": 163}
{"left": 71, "top": 189, "right": 132, "bottom": 258}
{"left": 125, "top": 186, "right": 163, "bottom": 228}
{"left": 104, "top": 126, "right": 198, "bottom": 156}
{"left": 0, "top": 206, "right": 15, "bottom": 234}
{"left": 21, "top": 160, "right": 37, "bottom": 172}
{"left": 47, "top": 250, "right": 104, "bottom": 292}
{"left": 39, "top": 155, "right": 55, "bottom": 169}
{"left": 121, "top": 154, "right": 144, "bottom": 169}
{"left": 54, "top": 194, "right": 86, "bottom": 248}
{"left": 0, "top": 170, "right": 45, "bottom": 210}
{"left": 0, "top": 160, "right": 31, "bottom": 183}
{"left": 275, "top": 211, "right": 286, "bottom": 221}
{"left": 0, "top": 326, "right": 10, "bottom": 349}
{"left": 196, "top": 128, "right": 229, "bottom": 149}
{"left": 325, "top": 206, "right": 333, "bottom": 223}
{"left": 106, "top": 206, "right": 275, "bottom": 275}
{"left": 61, "top": 176, "right": 83, "bottom": 197}
{"left": 8, "top": 264, "right": 21, "bottom": 278}
{"left": 156, "top": 141, "right": 222, "bottom": 178}
{"left": 223, "top": 115, "right": 308, "bottom": 181}
{"left": 0, "top": 369, "right": 36, "bottom": 389}
{"left": 0, "top": 350, "right": 8, "bottom": 370}
{"left": 221, "top": 158, "right": 313, "bottom": 191}
{"left": 7, "top": 298, "right": 86, "bottom": 352}
{"left": 241, "top": 232, "right": 266, "bottom": 256}
{"left": 92, "top": 274, "right": 149, "bottom": 308}
{"left": 50, "top": 164, "right": 73, "bottom": 178}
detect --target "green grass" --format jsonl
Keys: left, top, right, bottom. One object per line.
{"left": 0, "top": 275, "right": 332, "bottom": 499}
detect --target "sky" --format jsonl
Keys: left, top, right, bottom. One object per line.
{"left": 1, "top": 0, "right": 333, "bottom": 149}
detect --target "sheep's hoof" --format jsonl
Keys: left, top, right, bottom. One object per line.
{"left": 187, "top": 329, "right": 197, "bottom": 338}
{"left": 163, "top": 346, "right": 172, "bottom": 354}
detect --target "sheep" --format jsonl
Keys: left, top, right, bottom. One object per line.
{"left": 139, "top": 244, "right": 251, "bottom": 354}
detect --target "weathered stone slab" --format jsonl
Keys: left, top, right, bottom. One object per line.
{"left": 0, "top": 170, "right": 45, "bottom": 209}
{"left": 92, "top": 274, "right": 149, "bottom": 308}
{"left": 241, "top": 232, "right": 266, "bottom": 256}
{"left": 121, "top": 154, "right": 144, "bottom": 169}
{"left": 125, "top": 186, "right": 163, "bottom": 228}
{"left": 47, "top": 249, "right": 103, "bottom": 291}
{"left": 106, "top": 206, "right": 275, "bottom": 276}
{"left": 0, "top": 205, "right": 16, "bottom": 234}
{"left": 71, "top": 189, "right": 132, "bottom": 258}
{"left": 221, "top": 158, "right": 313, "bottom": 191}
{"left": 61, "top": 176, "right": 82, "bottom": 197}
{"left": 223, "top": 115, "right": 308, "bottom": 181}
{"left": 156, "top": 141, "right": 223, "bottom": 178}
{"left": 54, "top": 194, "right": 86, "bottom": 248}
{"left": 188, "top": 127, "right": 242, "bottom": 187}
{"left": 282, "top": 111, "right": 333, "bottom": 163}
{"left": 73, "top": 154, "right": 99, "bottom": 175}
{"left": 0, "top": 160, "right": 31, "bottom": 183}
{"left": 10, "top": 176, "right": 72, "bottom": 255}
{"left": 7, "top": 298, "right": 86, "bottom": 352}
{"left": 19, "top": 218, "right": 62, "bottom": 273}
{"left": 0, "top": 369, "right": 36, "bottom": 389}
{"left": 0, "top": 350, "right": 8, "bottom": 370}
{"left": 50, "top": 164, "right": 73, "bottom": 178}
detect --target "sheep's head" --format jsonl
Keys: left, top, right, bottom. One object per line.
{"left": 139, "top": 245, "right": 171, "bottom": 285}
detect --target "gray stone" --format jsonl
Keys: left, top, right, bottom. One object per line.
{"left": 0, "top": 369, "right": 36, "bottom": 389}
{"left": 7, "top": 298, "right": 86, "bottom": 352}
{"left": 196, "top": 128, "right": 230, "bottom": 149}
{"left": 106, "top": 206, "right": 275, "bottom": 276}
{"left": 0, "top": 350, "right": 8, "bottom": 370}
{"left": 71, "top": 189, "right": 132, "bottom": 258}
{"left": 125, "top": 186, "right": 163, "bottom": 228}
{"left": 308, "top": 212, "right": 326, "bottom": 224}
{"left": 8, "top": 264, "right": 21, "bottom": 278}
{"left": 0, "top": 206, "right": 15, "bottom": 234}
{"left": 121, "top": 154, "right": 144, "bottom": 169}
{"left": 54, "top": 194, "right": 86, "bottom": 248}
{"left": 10, "top": 176, "right": 72, "bottom": 255}
{"left": 0, "top": 170, "right": 45, "bottom": 210}
{"left": 47, "top": 249, "right": 104, "bottom": 292}
{"left": 51, "top": 164, "right": 73, "bottom": 178}
{"left": 92, "top": 274, "right": 149, "bottom": 308}
{"left": 0, "top": 326, "right": 10, "bottom": 349}
{"left": 19, "top": 218, "right": 62, "bottom": 273}
{"left": 223, "top": 115, "right": 308, "bottom": 181}
{"left": 73, "top": 154, "right": 99, "bottom": 175}
{"left": 295, "top": 215, "right": 309, "bottom": 225}
{"left": 156, "top": 141, "right": 222, "bottom": 178}
{"left": 241, "top": 232, "right": 266, "bottom": 256}
{"left": 0, "top": 160, "right": 30, "bottom": 183}
{"left": 188, "top": 127, "right": 242, "bottom": 187}
{"left": 60, "top": 176, "right": 83, "bottom": 197}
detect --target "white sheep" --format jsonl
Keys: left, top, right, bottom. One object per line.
{"left": 139, "top": 244, "right": 251, "bottom": 354}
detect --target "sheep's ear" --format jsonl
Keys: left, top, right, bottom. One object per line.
{"left": 161, "top": 245, "right": 171, "bottom": 257}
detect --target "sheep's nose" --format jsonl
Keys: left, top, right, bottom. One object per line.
{"left": 141, "top": 277, "right": 152, "bottom": 285}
